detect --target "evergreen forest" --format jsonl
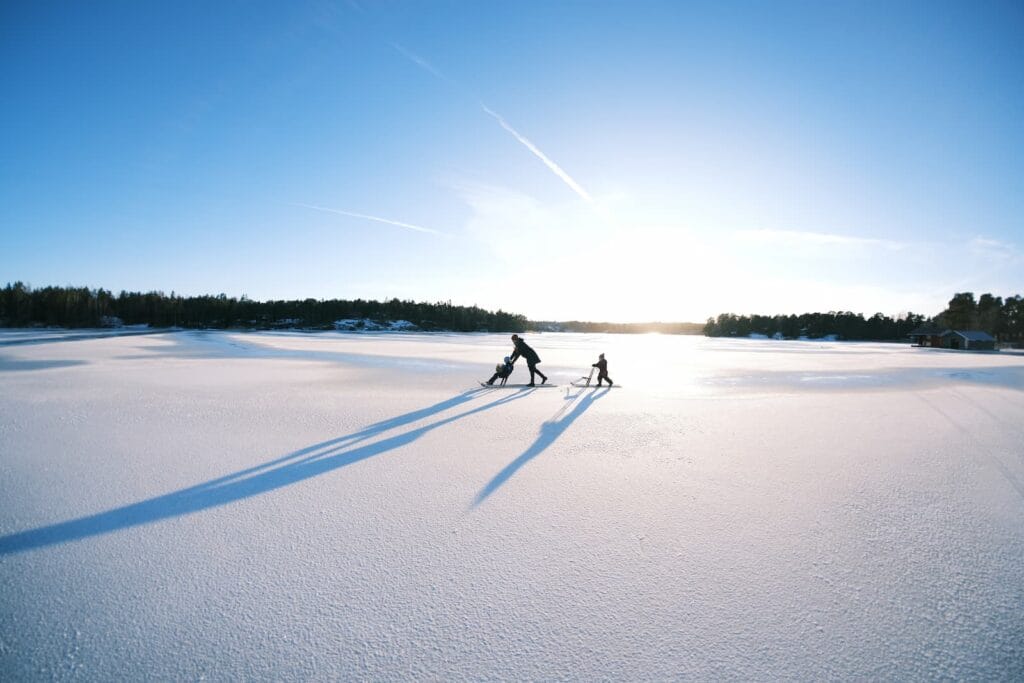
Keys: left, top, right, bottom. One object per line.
{"left": 0, "top": 283, "right": 527, "bottom": 332}
{"left": 703, "top": 292, "right": 1024, "bottom": 343}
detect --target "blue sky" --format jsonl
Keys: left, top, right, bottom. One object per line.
{"left": 2, "top": 1, "right": 1022, "bottom": 322}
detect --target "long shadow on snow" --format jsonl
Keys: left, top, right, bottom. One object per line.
{"left": 0, "top": 387, "right": 534, "bottom": 555}
{"left": 0, "top": 329, "right": 170, "bottom": 347}
{"left": 0, "top": 356, "right": 88, "bottom": 372}
{"left": 472, "top": 386, "right": 609, "bottom": 507}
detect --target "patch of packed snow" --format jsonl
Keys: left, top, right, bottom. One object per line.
{"left": 1, "top": 331, "right": 1022, "bottom": 679}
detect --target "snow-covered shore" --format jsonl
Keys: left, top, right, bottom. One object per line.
{"left": 1, "top": 330, "right": 1022, "bottom": 679}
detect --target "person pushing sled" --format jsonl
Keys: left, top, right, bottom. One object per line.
{"left": 480, "top": 335, "right": 555, "bottom": 388}
{"left": 573, "top": 352, "right": 614, "bottom": 387}
{"left": 592, "top": 352, "right": 613, "bottom": 387}
{"left": 509, "top": 334, "right": 548, "bottom": 386}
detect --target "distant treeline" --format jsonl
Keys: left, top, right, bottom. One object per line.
{"left": 703, "top": 311, "right": 927, "bottom": 340}
{"left": 932, "top": 292, "right": 1024, "bottom": 341}
{"left": 704, "top": 291, "right": 1024, "bottom": 342}
{"left": 535, "top": 320, "right": 704, "bottom": 335}
{"left": 0, "top": 282, "right": 528, "bottom": 332}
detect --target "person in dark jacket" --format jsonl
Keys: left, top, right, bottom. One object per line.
{"left": 509, "top": 334, "right": 547, "bottom": 386}
{"left": 592, "top": 353, "right": 613, "bottom": 387}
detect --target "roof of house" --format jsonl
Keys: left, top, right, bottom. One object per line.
{"left": 908, "top": 324, "right": 945, "bottom": 336}
{"left": 941, "top": 330, "right": 996, "bottom": 342}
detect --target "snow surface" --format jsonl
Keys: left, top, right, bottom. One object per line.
{"left": 1, "top": 330, "right": 1022, "bottom": 680}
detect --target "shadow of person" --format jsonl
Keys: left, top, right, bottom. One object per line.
{"left": 472, "top": 386, "right": 610, "bottom": 507}
{"left": 0, "top": 387, "right": 536, "bottom": 556}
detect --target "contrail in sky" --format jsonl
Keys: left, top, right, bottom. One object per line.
{"left": 390, "top": 42, "right": 448, "bottom": 82}
{"left": 293, "top": 202, "right": 445, "bottom": 235}
{"left": 390, "top": 44, "right": 594, "bottom": 204}
{"left": 481, "top": 105, "right": 594, "bottom": 204}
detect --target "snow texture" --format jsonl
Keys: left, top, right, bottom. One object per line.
{"left": 1, "top": 330, "right": 1022, "bottom": 680}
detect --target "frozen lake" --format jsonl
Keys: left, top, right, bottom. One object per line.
{"left": 1, "top": 330, "right": 1022, "bottom": 679}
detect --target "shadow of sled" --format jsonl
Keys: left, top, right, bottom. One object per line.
{"left": 472, "top": 386, "right": 610, "bottom": 507}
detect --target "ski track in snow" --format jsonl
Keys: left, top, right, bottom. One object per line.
{"left": 0, "top": 330, "right": 1022, "bottom": 679}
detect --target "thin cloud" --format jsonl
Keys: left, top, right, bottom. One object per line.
{"left": 969, "top": 236, "right": 1021, "bottom": 263}
{"left": 293, "top": 202, "right": 445, "bottom": 235}
{"left": 736, "top": 229, "right": 905, "bottom": 251}
{"left": 481, "top": 105, "right": 594, "bottom": 204}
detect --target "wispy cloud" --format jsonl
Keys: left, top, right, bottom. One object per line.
{"left": 452, "top": 181, "right": 590, "bottom": 260}
{"left": 293, "top": 202, "right": 445, "bottom": 235}
{"left": 481, "top": 105, "right": 594, "bottom": 204}
{"left": 969, "top": 236, "right": 1021, "bottom": 264}
{"left": 736, "top": 229, "right": 906, "bottom": 251}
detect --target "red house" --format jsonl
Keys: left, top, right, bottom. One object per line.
{"left": 908, "top": 324, "right": 945, "bottom": 347}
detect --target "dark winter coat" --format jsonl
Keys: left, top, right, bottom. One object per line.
{"left": 510, "top": 338, "right": 541, "bottom": 365}
{"left": 592, "top": 358, "right": 608, "bottom": 373}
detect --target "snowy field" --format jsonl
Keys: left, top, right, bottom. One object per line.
{"left": 1, "top": 330, "right": 1022, "bottom": 680}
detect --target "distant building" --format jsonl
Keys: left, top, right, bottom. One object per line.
{"left": 908, "top": 324, "right": 945, "bottom": 347}
{"left": 940, "top": 330, "right": 996, "bottom": 351}
{"left": 909, "top": 326, "right": 997, "bottom": 350}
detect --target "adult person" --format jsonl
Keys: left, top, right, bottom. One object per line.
{"left": 509, "top": 333, "right": 547, "bottom": 386}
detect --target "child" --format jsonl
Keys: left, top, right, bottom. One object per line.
{"left": 592, "top": 353, "right": 613, "bottom": 387}
{"left": 485, "top": 356, "right": 515, "bottom": 386}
